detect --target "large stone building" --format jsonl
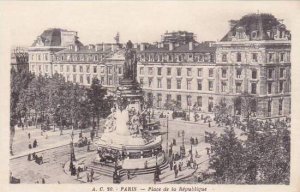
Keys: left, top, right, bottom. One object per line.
{"left": 136, "top": 13, "right": 291, "bottom": 119}
{"left": 214, "top": 13, "right": 291, "bottom": 119}
{"left": 27, "top": 13, "right": 291, "bottom": 119}
{"left": 28, "top": 28, "right": 82, "bottom": 76}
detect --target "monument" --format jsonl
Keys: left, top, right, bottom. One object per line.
{"left": 95, "top": 41, "right": 165, "bottom": 170}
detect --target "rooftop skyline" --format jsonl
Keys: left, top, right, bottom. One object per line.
{"left": 1, "top": 1, "right": 295, "bottom": 47}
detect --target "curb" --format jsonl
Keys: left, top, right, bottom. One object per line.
{"left": 10, "top": 143, "right": 70, "bottom": 160}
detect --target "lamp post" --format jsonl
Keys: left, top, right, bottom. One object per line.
{"left": 166, "top": 114, "right": 169, "bottom": 157}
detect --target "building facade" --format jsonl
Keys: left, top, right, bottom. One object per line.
{"left": 27, "top": 13, "right": 291, "bottom": 119}
{"left": 136, "top": 13, "right": 291, "bottom": 119}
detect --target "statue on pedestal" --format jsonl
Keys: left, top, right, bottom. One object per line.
{"left": 123, "top": 40, "right": 137, "bottom": 82}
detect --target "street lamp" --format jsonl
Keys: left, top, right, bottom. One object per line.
{"left": 70, "top": 127, "right": 76, "bottom": 171}
{"left": 166, "top": 114, "right": 169, "bottom": 157}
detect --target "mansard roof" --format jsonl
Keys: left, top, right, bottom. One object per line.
{"left": 139, "top": 42, "right": 215, "bottom": 54}
{"left": 221, "top": 13, "right": 291, "bottom": 41}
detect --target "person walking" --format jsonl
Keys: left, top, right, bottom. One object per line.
{"left": 86, "top": 172, "right": 90, "bottom": 183}
{"left": 28, "top": 133, "right": 30, "bottom": 139}
{"left": 77, "top": 169, "right": 80, "bottom": 180}
{"left": 169, "top": 160, "right": 173, "bottom": 171}
{"left": 127, "top": 170, "right": 130, "bottom": 180}
{"left": 90, "top": 168, "right": 94, "bottom": 182}
{"left": 42, "top": 178, "right": 45, "bottom": 184}
{"left": 178, "top": 162, "right": 182, "bottom": 171}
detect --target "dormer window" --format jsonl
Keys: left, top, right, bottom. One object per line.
{"left": 251, "top": 31, "right": 258, "bottom": 39}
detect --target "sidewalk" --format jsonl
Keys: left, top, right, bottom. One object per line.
{"left": 10, "top": 126, "right": 96, "bottom": 160}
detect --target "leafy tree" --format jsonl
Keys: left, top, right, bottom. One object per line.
{"left": 209, "top": 127, "right": 245, "bottom": 183}
{"left": 209, "top": 120, "right": 290, "bottom": 184}
{"left": 163, "top": 99, "right": 180, "bottom": 111}
{"left": 10, "top": 68, "right": 34, "bottom": 154}
{"left": 213, "top": 97, "right": 233, "bottom": 126}
{"left": 87, "top": 78, "right": 107, "bottom": 132}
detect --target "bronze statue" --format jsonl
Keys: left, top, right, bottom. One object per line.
{"left": 123, "top": 40, "right": 137, "bottom": 82}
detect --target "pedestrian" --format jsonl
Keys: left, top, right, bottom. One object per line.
{"left": 169, "top": 160, "right": 173, "bottom": 171}
{"left": 77, "top": 169, "right": 80, "bottom": 179}
{"left": 196, "top": 150, "right": 199, "bottom": 158}
{"left": 27, "top": 153, "right": 31, "bottom": 161}
{"left": 87, "top": 141, "right": 90, "bottom": 152}
{"left": 42, "top": 178, "right": 45, "bottom": 184}
{"left": 28, "top": 143, "right": 32, "bottom": 149}
{"left": 33, "top": 139, "right": 37, "bottom": 148}
{"left": 90, "top": 168, "right": 94, "bottom": 182}
{"left": 175, "top": 168, "right": 178, "bottom": 178}
{"left": 86, "top": 172, "right": 90, "bottom": 182}
{"left": 193, "top": 159, "right": 197, "bottom": 169}
{"left": 195, "top": 137, "right": 198, "bottom": 145}
{"left": 173, "top": 138, "right": 176, "bottom": 146}
{"left": 178, "top": 163, "right": 182, "bottom": 171}
{"left": 208, "top": 121, "right": 211, "bottom": 128}
{"left": 144, "top": 160, "right": 148, "bottom": 169}
{"left": 127, "top": 170, "right": 130, "bottom": 180}
{"left": 173, "top": 163, "right": 177, "bottom": 174}
{"left": 28, "top": 133, "right": 30, "bottom": 139}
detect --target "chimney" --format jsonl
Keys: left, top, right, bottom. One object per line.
{"left": 95, "top": 44, "right": 100, "bottom": 51}
{"left": 88, "top": 44, "right": 94, "bottom": 50}
{"left": 188, "top": 42, "right": 194, "bottom": 51}
{"left": 140, "top": 43, "right": 145, "bottom": 51}
{"left": 169, "top": 42, "right": 174, "bottom": 51}
{"left": 74, "top": 44, "right": 80, "bottom": 52}
{"left": 101, "top": 43, "right": 104, "bottom": 51}
{"left": 111, "top": 44, "right": 115, "bottom": 52}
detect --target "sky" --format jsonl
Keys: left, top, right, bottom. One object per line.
{"left": 1, "top": 1, "right": 298, "bottom": 47}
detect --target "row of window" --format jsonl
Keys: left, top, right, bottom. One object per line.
{"left": 153, "top": 93, "right": 286, "bottom": 116}
{"left": 138, "top": 53, "right": 214, "bottom": 63}
{"left": 149, "top": 93, "right": 214, "bottom": 112}
{"left": 220, "top": 52, "right": 290, "bottom": 63}
{"left": 139, "top": 66, "right": 260, "bottom": 80}
{"left": 139, "top": 67, "right": 215, "bottom": 78}
{"left": 54, "top": 54, "right": 103, "bottom": 62}
{"left": 30, "top": 53, "right": 49, "bottom": 61}
{"left": 31, "top": 64, "right": 123, "bottom": 75}
{"left": 267, "top": 68, "right": 286, "bottom": 79}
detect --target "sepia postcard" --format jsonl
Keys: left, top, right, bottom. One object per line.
{"left": 0, "top": 1, "right": 300, "bottom": 192}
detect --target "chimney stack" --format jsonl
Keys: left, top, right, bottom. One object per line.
{"left": 140, "top": 43, "right": 145, "bottom": 51}
{"left": 102, "top": 43, "right": 105, "bottom": 52}
{"left": 188, "top": 42, "right": 194, "bottom": 51}
{"left": 111, "top": 44, "right": 115, "bottom": 52}
{"left": 75, "top": 45, "right": 79, "bottom": 52}
{"left": 169, "top": 42, "right": 174, "bottom": 51}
